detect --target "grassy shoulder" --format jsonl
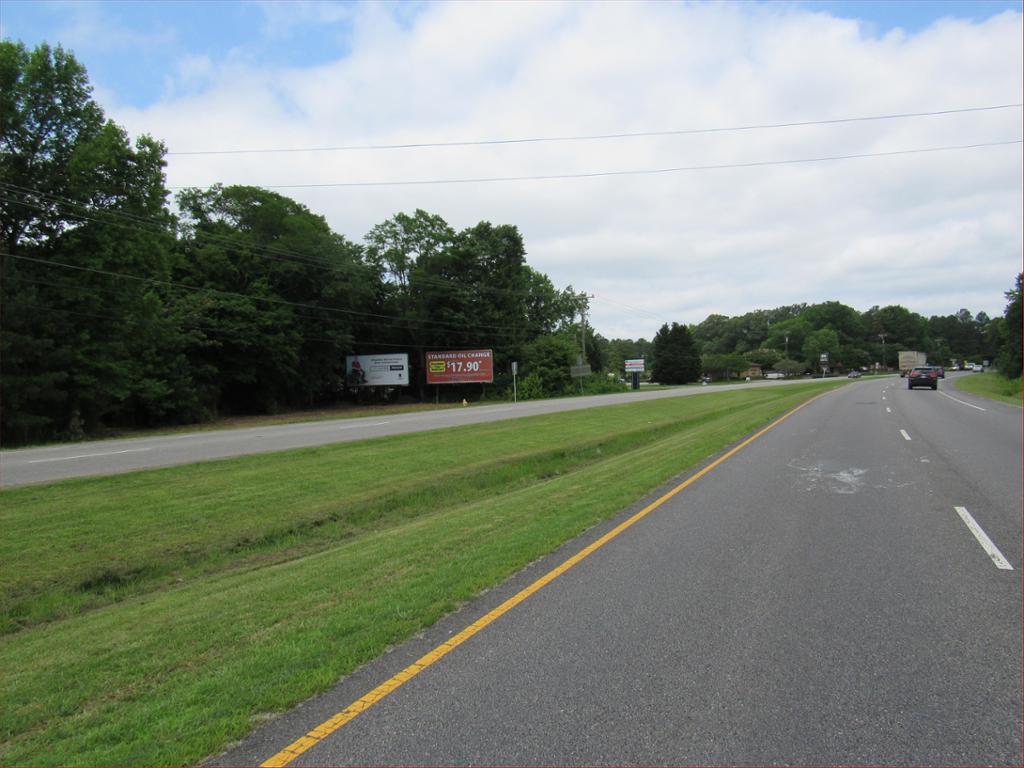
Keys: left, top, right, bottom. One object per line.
{"left": 0, "top": 382, "right": 845, "bottom": 765}
{"left": 953, "top": 372, "right": 1022, "bottom": 406}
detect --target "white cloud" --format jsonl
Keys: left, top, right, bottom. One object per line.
{"left": 112, "top": 1, "right": 1022, "bottom": 340}
{"left": 50, "top": 0, "right": 177, "bottom": 54}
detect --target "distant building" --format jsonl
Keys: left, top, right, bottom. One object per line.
{"left": 740, "top": 364, "right": 763, "bottom": 379}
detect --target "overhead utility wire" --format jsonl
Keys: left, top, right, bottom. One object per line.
{"left": 2, "top": 252, "right": 559, "bottom": 338}
{"left": 166, "top": 104, "right": 1023, "bottom": 155}
{"left": 1, "top": 273, "right": 524, "bottom": 344}
{"left": 592, "top": 295, "right": 674, "bottom": 325}
{"left": 175, "top": 139, "right": 1022, "bottom": 189}
{"left": 0, "top": 183, "right": 569, "bottom": 304}
{"left": 1, "top": 297, "right": 514, "bottom": 353}
{"left": 2, "top": 298, "right": 509, "bottom": 366}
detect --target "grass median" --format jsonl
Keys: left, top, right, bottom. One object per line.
{"left": 953, "top": 371, "right": 1022, "bottom": 406}
{"left": 0, "top": 382, "right": 844, "bottom": 765}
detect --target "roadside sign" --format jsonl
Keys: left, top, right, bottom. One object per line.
{"left": 346, "top": 354, "right": 409, "bottom": 386}
{"left": 570, "top": 364, "right": 592, "bottom": 378}
{"left": 425, "top": 349, "right": 494, "bottom": 384}
{"left": 624, "top": 358, "right": 645, "bottom": 372}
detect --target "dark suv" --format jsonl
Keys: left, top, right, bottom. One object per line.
{"left": 907, "top": 366, "right": 939, "bottom": 390}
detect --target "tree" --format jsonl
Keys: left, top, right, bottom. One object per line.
{"left": 802, "top": 328, "right": 840, "bottom": 371}
{"left": 692, "top": 314, "right": 732, "bottom": 354}
{"left": 522, "top": 333, "right": 576, "bottom": 395}
{"left": 800, "top": 301, "right": 864, "bottom": 344}
{"left": 399, "top": 219, "right": 577, "bottom": 396}
{"left": 702, "top": 353, "right": 749, "bottom": 381}
{"left": 364, "top": 209, "right": 454, "bottom": 291}
{"left": 744, "top": 348, "right": 781, "bottom": 369}
{"left": 173, "top": 184, "right": 370, "bottom": 414}
{"left": 765, "top": 317, "right": 811, "bottom": 361}
{"left": 775, "top": 358, "right": 806, "bottom": 378}
{"left": 651, "top": 323, "right": 700, "bottom": 384}
{"left": 1, "top": 41, "right": 185, "bottom": 442}
{"left": 996, "top": 273, "right": 1022, "bottom": 378}
{"left": 864, "top": 305, "right": 928, "bottom": 352}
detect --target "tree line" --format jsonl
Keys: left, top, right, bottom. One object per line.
{"left": 597, "top": 289, "right": 1022, "bottom": 386}
{"left": 1, "top": 41, "right": 615, "bottom": 444}
{"left": 2, "top": 41, "right": 1019, "bottom": 445}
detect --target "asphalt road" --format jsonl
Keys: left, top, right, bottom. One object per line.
{"left": 215, "top": 373, "right": 1021, "bottom": 766}
{"left": 1, "top": 377, "right": 838, "bottom": 487}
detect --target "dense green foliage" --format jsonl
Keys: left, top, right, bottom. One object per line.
{"left": 688, "top": 298, "right": 1009, "bottom": 377}
{"left": 995, "top": 273, "right": 1022, "bottom": 379}
{"left": 0, "top": 42, "right": 583, "bottom": 443}
{"left": 650, "top": 322, "right": 700, "bottom": 384}
{"left": 1, "top": 41, "right": 185, "bottom": 442}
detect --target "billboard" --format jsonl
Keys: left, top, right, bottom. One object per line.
{"left": 425, "top": 349, "right": 494, "bottom": 384}
{"left": 345, "top": 354, "right": 409, "bottom": 387}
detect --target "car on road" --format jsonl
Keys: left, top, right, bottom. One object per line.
{"left": 907, "top": 366, "right": 939, "bottom": 390}
{"left": 847, "top": 370, "right": 862, "bottom": 378}
{"left": 935, "top": 366, "right": 945, "bottom": 378}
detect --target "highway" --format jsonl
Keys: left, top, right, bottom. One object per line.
{"left": 215, "top": 373, "right": 1021, "bottom": 765}
{"left": 1, "top": 377, "right": 838, "bottom": 487}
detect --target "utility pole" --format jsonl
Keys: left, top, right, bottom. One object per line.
{"left": 574, "top": 292, "right": 594, "bottom": 395}
{"left": 878, "top": 332, "right": 887, "bottom": 372}
{"left": 575, "top": 292, "right": 594, "bottom": 366}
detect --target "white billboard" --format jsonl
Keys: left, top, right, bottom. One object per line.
{"left": 345, "top": 354, "right": 409, "bottom": 387}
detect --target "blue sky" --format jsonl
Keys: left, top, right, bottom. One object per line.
{"left": 2, "top": 1, "right": 1020, "bottom": 108}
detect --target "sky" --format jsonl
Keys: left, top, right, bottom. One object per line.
{"left": 2, "top": 0, "right": 1022, "bottom": 340}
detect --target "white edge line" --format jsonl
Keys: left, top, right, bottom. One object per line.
{"left": 955, "top": 506, "right": 1014, "bottom": 570}
{"left": 27, "top": 447, "right": 153, "bottom": 464}
{"left": 939, "top": 391, "right": 987, "bottom": 411}
{"left": 899, "top": 429, "right": 912, "bottom": 441}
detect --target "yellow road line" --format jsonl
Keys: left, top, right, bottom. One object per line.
{"left": 260, "top": 391, "right": 828, "bottom": 767}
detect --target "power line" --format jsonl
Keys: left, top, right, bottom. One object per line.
{"left": 165, "top": 104, "right": 1023, "bottom": 156}
{"left": 2, "top": 254, "right": 565, "bottom": 339}
{"left": 1, "top": 297, "right": 515, "bottom": 352}
{"left": 168, "top": 139, "right": 1022, "bottom": 189}
{"left": 592, "top": 295, "right": 673, "bottom": 325}
{"left": 0, "top": 183, "right": 574, "bottom": 304}
{"left": 5, "top": 272, "right": 552, "bottom": 347}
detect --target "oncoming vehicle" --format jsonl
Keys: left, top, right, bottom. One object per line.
{"left": 907, "top": 366, "right": 939, "bottom": 390}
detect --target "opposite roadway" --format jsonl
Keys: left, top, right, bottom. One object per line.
{"left": 215, "top": 374, "right": 1021, "bottom": 765}
{"left": 2, "top": 377, "right": 837, "bottom": 487}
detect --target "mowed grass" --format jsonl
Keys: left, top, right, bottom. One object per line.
{"left": 1, "top": 383, "right": 843, "bottom": 765}
{"left": 953, "top": 371, "right": 1022, "bottom": 406}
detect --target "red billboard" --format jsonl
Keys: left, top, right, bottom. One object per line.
{"left": 425, "top": 349, "right": 494, "bottom": 384}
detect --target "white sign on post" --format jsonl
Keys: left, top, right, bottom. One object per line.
{"left": 345, "top": 354, "right": 409, "bottom": 386}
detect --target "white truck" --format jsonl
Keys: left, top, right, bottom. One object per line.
{"left": 898, "top": 350, "right": 927, "bottom": 377}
